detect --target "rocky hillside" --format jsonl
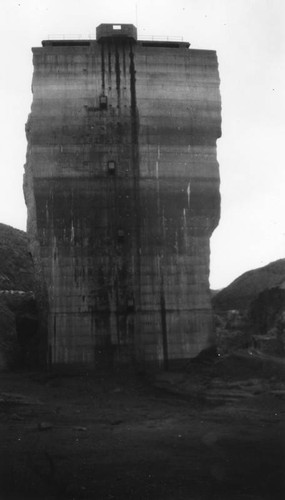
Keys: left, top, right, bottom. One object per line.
{"left": 0, "top": 223, "right": 38, "bottom": 369}
{"left": 213, "top": 260, "right": 285, "bottom": 358}
{"left": 0, "top": 223, "right": 35, "bottom": 291}
{"left": 212, "top": 259, "right": 285, "bottom": 311}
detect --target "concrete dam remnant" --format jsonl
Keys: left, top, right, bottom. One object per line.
{"left": 24, "top": 23, "right": 221, "bottom": 367}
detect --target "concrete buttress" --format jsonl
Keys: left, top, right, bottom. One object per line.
{"left": 24, "top": 24, "right": 222, "bottom": 368}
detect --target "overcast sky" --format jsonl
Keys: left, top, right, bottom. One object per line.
{"left": 0, "top": 0, "right": 284, "bottom": 289}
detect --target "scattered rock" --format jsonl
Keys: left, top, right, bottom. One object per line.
{"left": 11, "top": 413, "right": 24, "bottom": 421}
{"left": 38, "top": 421, "right": 53, "bottom": 431}
{"left": 73, "top": 426, "right": 87, "bottom": 432}
{"left": 270, "top": 389, "right": 285, "bottom": 399}
{"left": 1, "top": 392, "right": 42, "bottom": 405}
{"left": 109, "top": 419, "right": 123, "bottom": 426}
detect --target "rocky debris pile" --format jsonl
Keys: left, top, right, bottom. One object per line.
{"left": 0, "top": 223, "right": 38, "bottom": 369}
{"left": 249, "top": 286, "right": 285, "bottom": 356}
{"left": 203, "top": 376, "right": 281, "bottom": 404}
{"left": 214, "top": 309, "right": 250, "bottom": 356}
{"left": 153, "top": 351, "right": 285, "bottom": 405}
{"left": 213, "top": 260, "right": 285, "bottom": 358}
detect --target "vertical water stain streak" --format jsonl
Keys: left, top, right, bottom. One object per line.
{"left": 115, "top": 45, "right": 121, "bottom": 106}
{"left": 122, "top": 44, "right": 126, "bottom": 78}
{"left": 160, "top": 289, "right": 169, "bottom": 370}
{"left": 101, "top": 43, "right": 105, "bottom": 93}
{"left": 108, "top": 43, "right": 112, "bottom": 76}
{"left": 129, "top": 42, "right": 142, "bottom": 357}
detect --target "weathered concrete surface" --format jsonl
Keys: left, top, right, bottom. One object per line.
{"left": 24, "top": 25, "right": 221, "bottom": 367}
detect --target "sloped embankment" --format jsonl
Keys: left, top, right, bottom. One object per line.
{"left": 213, "top": 259, "right": 285, "bottom": 312}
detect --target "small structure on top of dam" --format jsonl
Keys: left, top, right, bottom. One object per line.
{"left": 24, "top": 23, "right": 221, "bottom": 368}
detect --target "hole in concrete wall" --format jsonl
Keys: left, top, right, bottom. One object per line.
{"left": 117, "top": 229, "right": 125, "bottom": 241}
{"left": 127, "top": 297, "right": 135, "bottom": 311}
{"left": 99, "top": 95, "right": 108, "bottom": 110}
{"left": 108, "top": 160, "right": 116, "bottom": 175}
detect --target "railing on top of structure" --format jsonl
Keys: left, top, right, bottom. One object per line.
{"left": 47, "top": 34, "right": 96, "bottom": 40}
{"left": 138, "top": 35, "right": 184, "bottom": 41}
{"left": 47, "top": 34, "right": 184, "bottom": 41}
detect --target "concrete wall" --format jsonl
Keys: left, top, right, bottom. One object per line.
{"left": 24, "top": 33, "right": 221, "bottom": 367}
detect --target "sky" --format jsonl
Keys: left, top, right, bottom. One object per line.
{"left": 0, "top": 0, "right": 284, "bottom": 289}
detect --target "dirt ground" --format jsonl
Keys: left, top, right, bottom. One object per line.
{"left": 0, "top": 352, "right": 284, "bottom": 500}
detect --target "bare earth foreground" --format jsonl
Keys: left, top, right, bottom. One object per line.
{"left": 0, "top": 352, "right": 284, "bottom": 500}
